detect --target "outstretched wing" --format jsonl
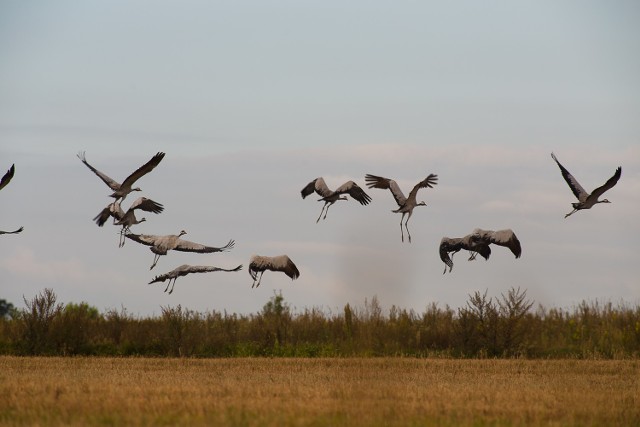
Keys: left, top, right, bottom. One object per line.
{"left": 0, "top": 226, "right": 23, "bottom": 235}
{"left": 365, "top": 174, "right": 406, "bottom": 206}
{"left": 407, "top": 174, "right": 438, "bottom": 202}
{"left": 125, "top": 233, "right": 162, "bottom": 247}
{"left": 551, "top": 153, "right": 588, "bottom": 202}
{"left": 128, "top": 197, "right": 164, "bottom": 214}
{"left": 590, "top": 167, "right": 622, "bottom": 201}
{"left": 488, "top": 229, "right": 522, "bottom": 258}
{"left": 77, "top": 151, "right": 121, "bottom": 191}
{"left": 148, "top": 271, "right": 173, "bottom": 284}
{"left": 173, "top": 238, "right": 235, "bottom": 253}
{"left": 93, "top": 202, "right": 124, "bottom": 227}
{"left": 0, "top": 164, "right": 15, "bottom": 192}
{"left": 185, "top": 264, "right": 243, "bottom": 274}
{"left": 334, "top": 181, "right": 372, "bottom": 205}
{"left": 120, "top": 152, "right": 165, "bottom": 189}
{"left": 301, "top": 177, "right": 332, "bottom": 199}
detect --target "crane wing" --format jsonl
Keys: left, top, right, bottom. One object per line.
{"left": 407, "top": 174, "right": 438, "bottom": 202}
{"left": 0, "top": 164, "right": 15, "bottom": 192}
{"left": 77, "top": 151, "right": 121, "bottom": 191}
{"left": 439, "top": 237, "right": 464, "bottom": 272}
{"left": 301, "top": 177, "right": 332, "bottom": 199}
{"left": 0, "top": 226, "right": 23, "bottom": 235}
{"left": 551, "top": 153, "right": 588, "bottom": 202}
{"left": 93, "top": 202, "right": 124, "bottom": 227}
{"left": 365, "top": 174, "right": 406, "bottom": 206}
{"left": 129, "top": 197, "right": 164, "bottom": 214}
{"left": 276, "top": 255, "right": 300, "bottom": 280}
{"left": 120, "top": 152, "right": 165, "bottom": 189}
{"left": 334, "top": 181, "right": 372, "bottom": 205}
{"left": 301, "top": 178, "right": 319, "bottom": 199}
{"left": 125, "top": 233, "right": 161, "bottom": 247}
{"left": 148, "top": 271, "right": 174, "bottom": 284}
{"left": 173, "top": 238, "right": 235, "bottom": 253}
{"left": 488, "top": 229, "right": 522, "bottom": 258}
{"left": 589, "top": 166, "right": 621, "bottom": 201}
{"left": 184, "top": 264, "right": 243, "bottom": 274}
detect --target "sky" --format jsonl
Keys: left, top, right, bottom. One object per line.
{"left": 1, "top": 1, "right": 639, "bottom": 317}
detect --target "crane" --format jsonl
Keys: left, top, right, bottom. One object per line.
{"left": 551, "top": 152, "right": 621, "bottom": 218}
{"left": 365, "top": 173, "right": 438, "bottom": 242}
{"left": 439, "top": 228, "right": 521, "bottom": 274}
{"left": 93, "top": 197, "right": 164, "bottom": 247}
{"left": 126, "top": 230, "right": 235, "bottom": 270}
{"left": 77, "top": 151, "right": 165, "bottom": 202}
{"left": 248, "top": 255, "right": 300, "bottom": 288}
{"left": 301, "top": 177, "right": 371, "bottom": 222}
{"left": 149, "top": 264, "right": 243, "bottom": 294}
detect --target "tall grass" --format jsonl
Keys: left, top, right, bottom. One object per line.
{"left": 1, "top": 288, "right": 639, "bottom": 358}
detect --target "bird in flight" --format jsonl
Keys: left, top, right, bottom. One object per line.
{"left": 77, "top": 151, "right": 165, "bottom": 202}
{"left": 365, "top": 173, "right": 438, "bottom": 243}
{"left": 439, "top": 228, "right": 521, "bottom": 274}
{"left": 301, "top": 177, "right": 372, "bottom": 223}
{"left": 248, "top": 255, "right": 300, "bottom": 288}
{"left": 93, "top": 197, "right": 164, "bottom": 247}
{"left": 551, "top": 152, "right": 621, "bottom": 218}
{"left": 126, "top": 230, "right": 235, "bottom": 270}
{"left": 149, "top": 264, "right": 243, "bottom": 294}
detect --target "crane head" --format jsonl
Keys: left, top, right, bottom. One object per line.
{"left": 418, "top": 201, "right": 427, "bottom": 206}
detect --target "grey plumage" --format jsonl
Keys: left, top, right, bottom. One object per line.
{"left": 126, "top": 230, "right": 235, "bottom": 270}
{"left": 301, "top": 177, "right": 372, "bottom": 223}
{"left": 248, "top": 255, "right": 300, "bottom": 288}
{"left": 149, "top": 264, "right": 243, "bottom": 294}
{"left": 77, "top": 151, "right": 165, "bottom": 202}
{"left": 93, "top": 197, "right": 164, "bottom": 247}
{"left": 439, "top": 228, "right": 521, "bottom": 274}
{"left": 365, "top": 173, "right": 438, "bottom": 243}
{"left": 551, "top": 152, "right": 621, "bottom": 218}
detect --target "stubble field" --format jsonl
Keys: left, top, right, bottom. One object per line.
{"left": 0, "top": 356, "right": 638, "bottom": 426}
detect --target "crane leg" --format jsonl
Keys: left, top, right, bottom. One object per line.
{"left": 150, "top": 254, "right": 160, "bottom": 270}
{"left": 164, "top": 280, "right": 171, "bottom": 293}
{"left": 323, "top": 202, "right": 333, "bottom": 220}
{"left": 316, "top": 204, "right": 327, "bottom": 223}
{"left": 168, "top": 279, "right": 177, "bottom": 294}
{"left": 564, "top": 209, "right": 578, "bottom": 218}
{"left": 404, "top": 213, "right": 412, "bottom": 243}
{"left": 399, "top": 213, "right": 405, "bottom": 242}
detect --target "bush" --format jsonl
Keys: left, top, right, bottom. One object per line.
{"left": 1, "top": 287, "right": 639, "bottom": 358}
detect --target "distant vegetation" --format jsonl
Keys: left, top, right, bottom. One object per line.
{"left": 0, "top": 288, "right": 638, "bottom": 358}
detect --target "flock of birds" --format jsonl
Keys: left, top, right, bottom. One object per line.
{"left": 1, "top": 150, "right": 623, "bottom": 294}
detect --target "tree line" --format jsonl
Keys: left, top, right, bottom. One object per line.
{"left": 0, "top": 287, "right": 638, "bottom": 358}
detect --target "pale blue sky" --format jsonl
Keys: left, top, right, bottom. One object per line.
{"left": 1, "top": 1, "right": 638, "bottom": 316}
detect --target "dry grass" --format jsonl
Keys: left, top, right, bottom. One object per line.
{"left": 0, "top": 357, "right": 638, "bottom": 426}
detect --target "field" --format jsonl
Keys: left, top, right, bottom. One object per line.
{"left": 1, "top": 357, "right": 638, "bottom": 426}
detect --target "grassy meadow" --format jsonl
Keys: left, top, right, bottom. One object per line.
{"left": 1, "top": 356, "right": 638, "bottom": 426}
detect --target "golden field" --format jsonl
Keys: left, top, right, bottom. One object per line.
{"left": 0, "top": 357, "right": 638, "bottom": 426}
